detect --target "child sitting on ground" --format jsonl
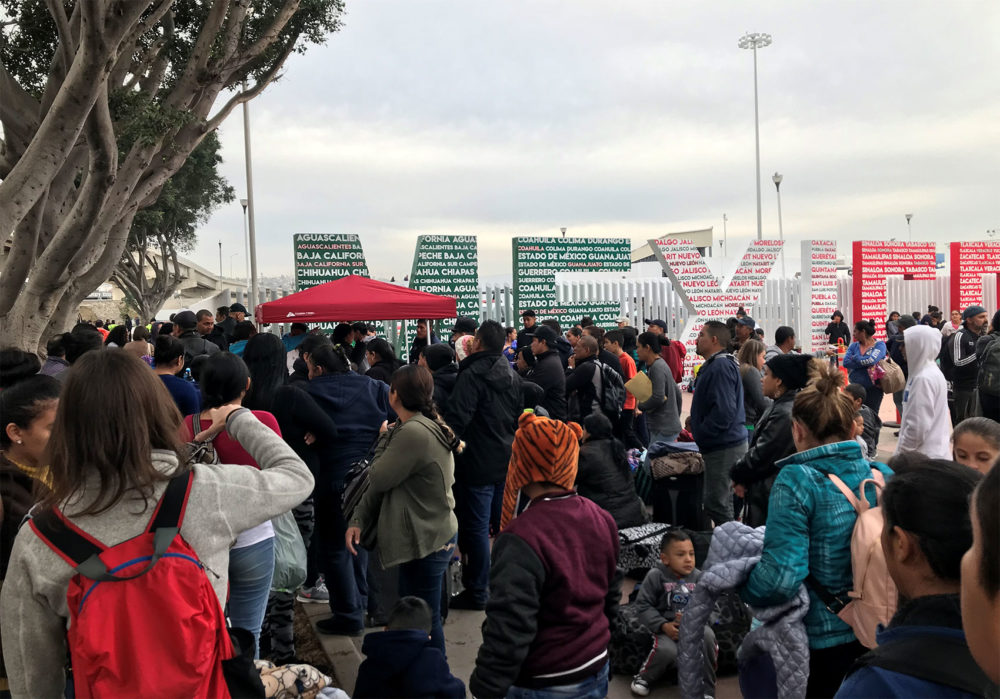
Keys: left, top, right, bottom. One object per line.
{"left": 631, "top": 531, "right": 717, "bottom": 697}
{"left": 353, "top": 597, "right": 465, "bottom": 699}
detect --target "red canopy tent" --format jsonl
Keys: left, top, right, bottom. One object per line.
{"left": 255, "top": 275, "right": 457, "bottom": 324}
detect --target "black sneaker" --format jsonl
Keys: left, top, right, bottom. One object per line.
{"left": 315, "top": 616, "right": 364, "bottom": 636}
{"left": 449, "top": 590, "right": 486, "bottom": 610}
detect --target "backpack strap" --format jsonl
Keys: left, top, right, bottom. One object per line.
{"left": 145, "top": 470, "right": 195, "bottom": 533}
{"left": 30, "top": 508, "right": 107, "bottom": 570}
{"left": 30, "top": 472, "right": 194, "bottom": 583}
{"left": 848, "top": 633, "right": 994, "bottom": 696}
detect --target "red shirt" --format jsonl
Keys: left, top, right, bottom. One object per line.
{"left": 617, "top": 351, "right": 637, "bottom": 410}
{"left": 182, "top": 410, "right": 281, "bottom": 468}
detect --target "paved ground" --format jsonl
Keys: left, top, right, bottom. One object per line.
{"left": 306, "top": 390, "right": 902, "bottom": 696}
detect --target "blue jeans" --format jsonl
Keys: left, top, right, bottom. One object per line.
{"left": 453, "top": 482, "right": 498, "bottom": 603}
{"left": 397, "top": 535, "right": 457, "bottom": 654}
{"left": 229, "top": 536, "right": 275, "bottom": 658}
{"left": 506, "top": 662, "right": 609, "bottom": 698}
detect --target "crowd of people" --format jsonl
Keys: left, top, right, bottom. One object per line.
{"left": 0, "top": 299, "right": 998, "bottom": 699}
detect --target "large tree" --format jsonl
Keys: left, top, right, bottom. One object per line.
{"left": 111, "top": 131, "right": 235, "bottom": 322}
{"left": 0, "top": 0, "right": 344, "bottom": 351}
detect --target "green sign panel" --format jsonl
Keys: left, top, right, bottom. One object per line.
{"left": 408, "top": 235, "right": 479, "bottom": 319}
{"left": 294, "top": 234, "right": 369, "bottom": 291}
{"left": 512, "top": 236, "right": 630, "bottom": 328}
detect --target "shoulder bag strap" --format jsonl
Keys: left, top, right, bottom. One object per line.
{"left": 826, "top": 473, "right": 862, "bottom": 512}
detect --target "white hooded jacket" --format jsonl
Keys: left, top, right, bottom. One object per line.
{"left": 896, "top": 324, "right": 951, "bottom": 458}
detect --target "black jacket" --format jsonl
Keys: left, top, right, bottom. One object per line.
{"left": 575, "top": 438, "right": 646, "bottom": 529}
{"left": 527, "top": 350, "right": 567, "bottom": 421}
{"left": 249, "top": 384, "right": 338, "bottom": 477}
{"left": 408, "top": 334, "right": 440, "bottom": 364}
{"left": 565, "top": 355, "right": 600, "bottom": 424}
{"left": 442, "top": 351, "right": 521, "bottom": 486}
{"left": 826, "top": 321, "right": 851, "bottom": 347}
{"left": 945, "top": 326, "right": 982, "bottom": 390}
{"left": 354, "top": 629, "right": 465, "bottom": 699}
{"left": 203, "top": 327, "right": 229, "bottom": 352}
{"left": 366, "top": 359, "right": 400, "bottom": 386}
{"left": 599, "top": 349, "right": 625, "bottom": 379}
{"left": 516, "top": 325, "right": 537, "bottom": 353}
{"left": 730, "top": 389, "right": 797, "bottom": 526}
{"left": 887, "top": 334, "right": 908, "bottom": 378}
{"left": 432, "top": 363, "right": 459, "bottom": 410}
{"left": 553, "top": 337, "right": 573, "bottom": 369}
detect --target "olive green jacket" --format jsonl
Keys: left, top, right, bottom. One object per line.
{"left": 351, "top": 414, "right": 458, "bottom": 568}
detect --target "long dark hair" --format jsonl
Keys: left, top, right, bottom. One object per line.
{"left": 42, "top": 350, "right": 185, "bottom": 516}
{"left": 199, "top": 352, "right": 250, "bottom": 410}
{"left": 242, "top": 333, "right": 287, "bottom": 411}
{"left": 881, "top": 455, "right": 982, "bottom": 581}
{"left": 973, "top": 464, "right": 999, "bottom": 596}
{"left": 311, "top": 343, "right": 351, "bottom": 374}
{"left": 367, "top": 337, "right": 398, "bottom": 365}
{"left": 390, "top": 364, "right": 462, "bottom": 452}
{"left": 104, "top": 325, "right": 129, "bottom": 347}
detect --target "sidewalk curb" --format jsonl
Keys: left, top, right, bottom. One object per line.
{"left": 302, "top": 603, "right": 364, "bottom": 692}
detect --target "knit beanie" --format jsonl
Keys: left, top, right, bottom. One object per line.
{"left": 500, "top": 412, "right": 583, "bottom": 530}
{"left": 422, "top": 342, "right": 455, "bottom": 372}
{"left": 455, "top": 334, "right": 475, "bottom": 362}
{"left": 963, "top": 305, "right": 987, "bottom": 321}
{"left": 765, "top": 353, "right": 813, "bottom": 391}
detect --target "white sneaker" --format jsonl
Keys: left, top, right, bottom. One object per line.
{"left": 630, "top": 677, "right": 651, "bottom": 697}
{"left": 296, "top": 581, "right": 329, "bottom": 603}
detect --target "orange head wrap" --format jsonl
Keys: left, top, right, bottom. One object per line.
{"left": 500, "top": 411, "right": 583, "bottom": 530}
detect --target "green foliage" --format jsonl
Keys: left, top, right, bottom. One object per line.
{"left": 129, "top": 130, "right": 235, "bottom": 254}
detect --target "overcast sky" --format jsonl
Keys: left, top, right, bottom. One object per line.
{"left": 193, "top": 1, "right": 1000, "bottom": 283}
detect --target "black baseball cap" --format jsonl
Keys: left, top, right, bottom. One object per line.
{"left": 229, "top": 302, "right": 248, "bottom": 314}
{"left": 451, "top": 316, "right": 479, "bottom": 334}
{"left": 737, "top": 316, "right": 756, "bottom": 329}
{"left": 644, "top": 318, "right": 667, "bottom": 331}
{"left": 173, "top": 310, "right": 198, "bottom": 329}
{"left": 533, "top": 325, "right": 558, "bottom": 346}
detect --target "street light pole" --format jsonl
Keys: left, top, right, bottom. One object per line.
{"left": 242, "top": 81, "right": 260, "bottom": 314}
{"left": 739, "top": 31, "right": 772, "bottom": 241}
{"left": 240, "top": 198, "right": 250, "bottom": 297}
{"left": 905, "top": 213, "right": 913, "bottom": 242}
{"left": 722, "top": 213, "right": 728, "bottom": 281}
{"left": 218, "top": 240, "right": 223, "bottom": 280}
{"left": 773, "top": 172, "right": 785, "bottom": 281}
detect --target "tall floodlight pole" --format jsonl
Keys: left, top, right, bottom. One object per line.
{"left": 905, "top": 213, "right": 913, "bottom": 242}
{"left": 242, "top": 81, "right": 260, "bottom": 313}
{"left": 739, "top": 31, "right": 772, "bottom": 241}
{"left": 218, "top": 240, "right": 223, "bottom": 279}
{"left": 722, "top": 213, "right": 729, "bottom": 281}
{"left": 240, "top": 198, "right": 250, "bottom": 297}
{"left": 773, "top": 172, "right": 785, "bottom": 282}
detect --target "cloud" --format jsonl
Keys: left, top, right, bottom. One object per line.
{"left": 193, "top": 1, "right": 1000, "bottom": 285}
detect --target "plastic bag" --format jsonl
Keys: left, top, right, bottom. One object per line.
{"left": 270, "top": 510, "right": 307, "bottom": 591}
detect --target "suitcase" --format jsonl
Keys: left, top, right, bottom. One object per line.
{"left": 652, "top": 472, "right": 708, "bottom": 530}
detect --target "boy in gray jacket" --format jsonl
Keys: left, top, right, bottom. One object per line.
{"left": 630, "top": 531, "right": 717, "bottom": 697}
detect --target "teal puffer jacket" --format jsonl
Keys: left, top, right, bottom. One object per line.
{"left": 741, "top": 440, "right": 892, "bottom": 649}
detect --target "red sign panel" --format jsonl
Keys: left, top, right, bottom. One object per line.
{"left": 950, "top": 241, "right": 1000, "bottom": 311}
{"left": 852, "top": 241, "right": 936, "bottom": 340}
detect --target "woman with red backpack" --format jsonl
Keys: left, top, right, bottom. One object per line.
{"left": 0, "top": 350, "right": 313, "bottom": 697}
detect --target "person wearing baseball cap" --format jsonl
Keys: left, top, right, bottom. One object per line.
{"left": 450, "top": 316, "right": 478, "bottom": 344}
{"left": 527, "top": 325, "right": 567, "bottom": 421}
{"left": 172, "top": 309, "right": 219, "bottom": 361}
{"left": 948, "top": 305, "right": 989, "bottom": 423}
{"left": 734, "top": 316, "right": 756, "bottom": 350}
{"left": 470, "top": 412, "right": 620, "bottom": 699}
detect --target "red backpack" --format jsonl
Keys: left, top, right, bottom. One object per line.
{"left": 30, "top": 472, "right": 237, "bottom": 698}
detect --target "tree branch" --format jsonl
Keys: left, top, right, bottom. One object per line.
{"left": 45, "top": 0, "right": 76, "bottom": 72}
{"left": 240, "top": 0, "right": 301, "bottom": 68}
{"left": 167, "top": 0, "right": 231, "bottom": 110}
{"left": 204, "top": 38, "right": 295, "bottom": 132}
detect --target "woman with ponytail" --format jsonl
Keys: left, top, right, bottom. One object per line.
{"left": 742, "top": 359, "right": 893, "bottom": 698}
{"left": 345, "top": 364, "right": 460, "bottom": 653}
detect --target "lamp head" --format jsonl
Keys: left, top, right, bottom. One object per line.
{"left": 240, "top": 198, "right": 248, "bottom": 210}
{"left": 772, "top": 172, "right": 783, "bottom": 188}
{"left": 905, "top": 213, "right": 913, "bottom": 223}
